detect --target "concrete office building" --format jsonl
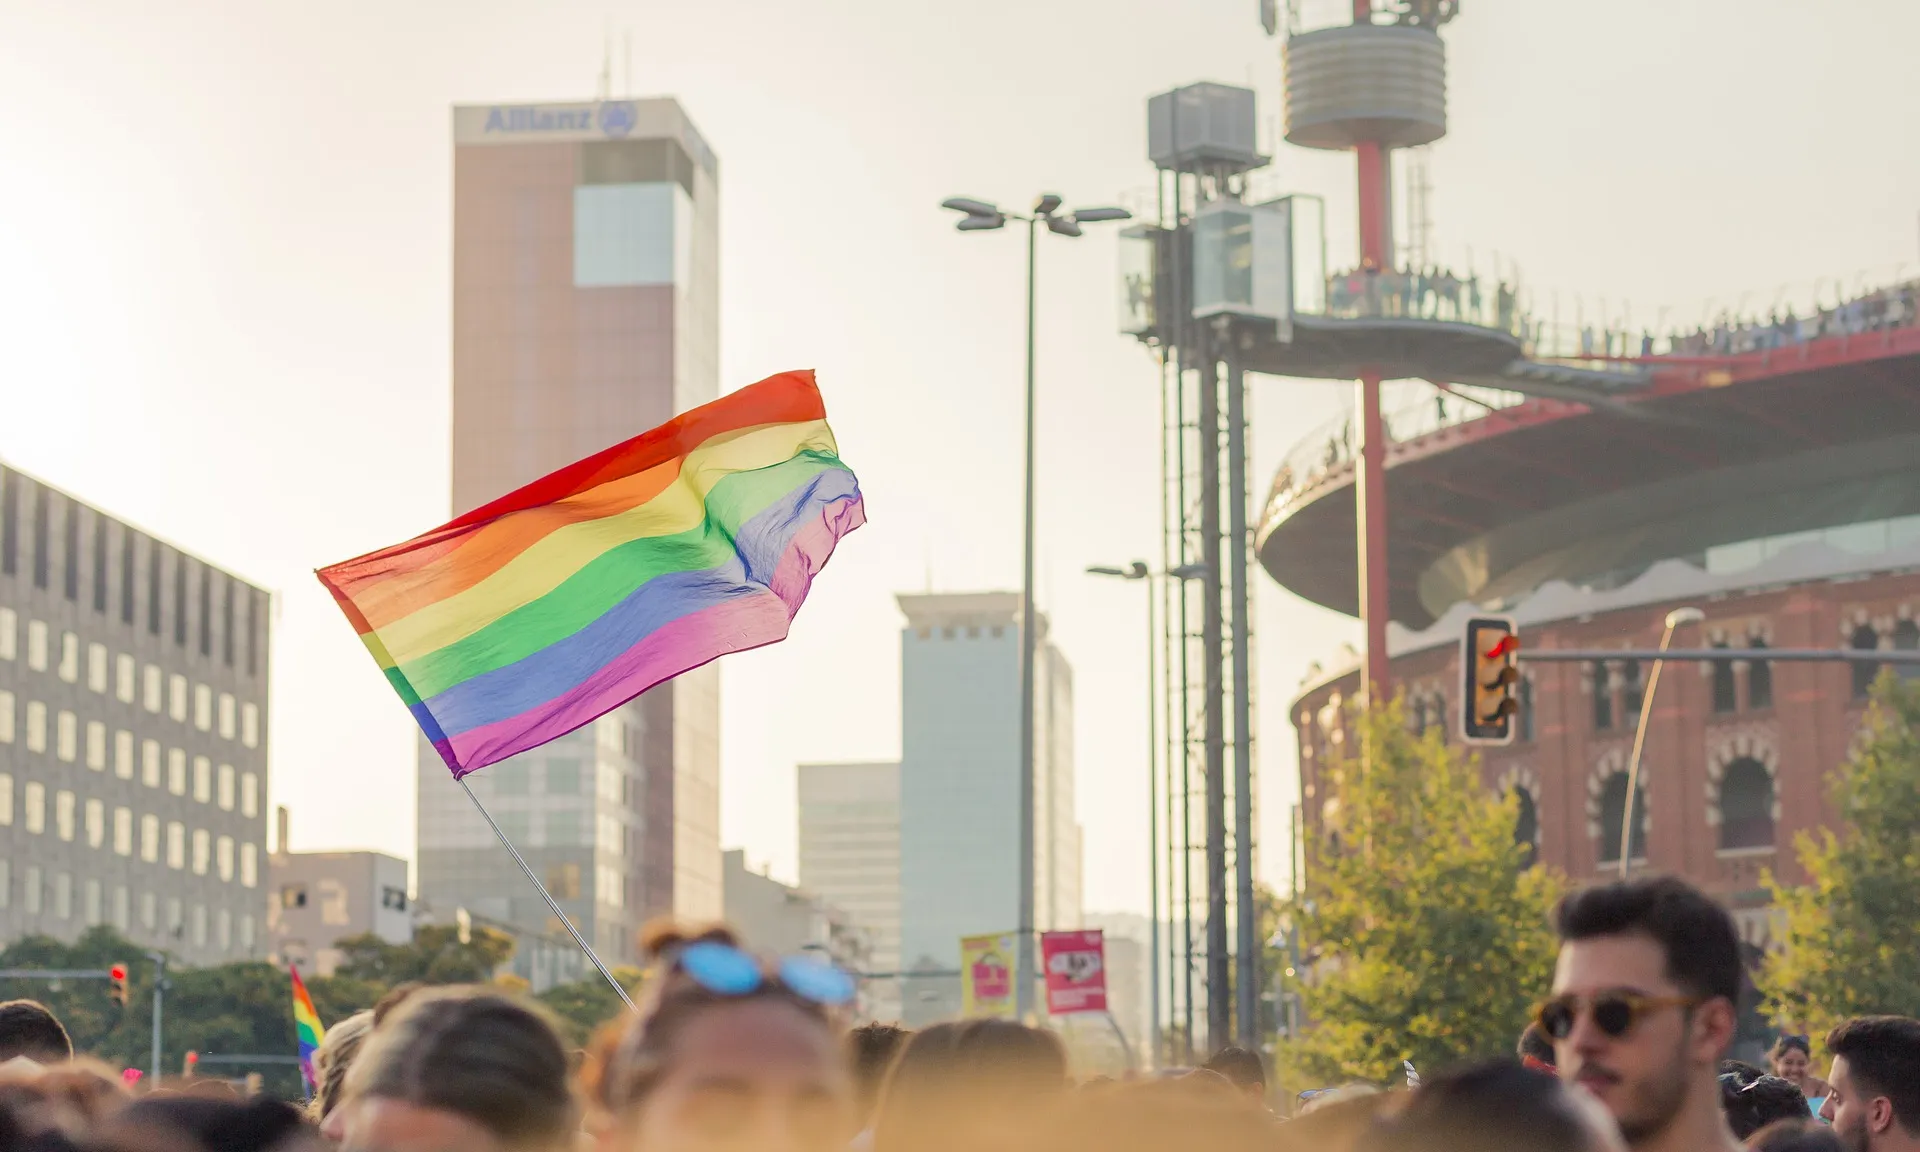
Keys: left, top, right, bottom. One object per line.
{"left": 416, "top": 96, "right": 722, "bottom": 977}
{"left": 896, "top": 593, "right": 1081, "bottom": 1024}
{"left": 722, "top": 849, "right": 868, "bottom": 969}
{"left": 797, "top": 760, "right": 901, "bottom": 1021}
{"left": 0, "top": 463, "right": 270, "bottom": 965}
{"left": 268, "top": 846, "right": 412, "bottom": 977}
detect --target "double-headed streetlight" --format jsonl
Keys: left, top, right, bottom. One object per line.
{"left": 945, "top": 193, "right": 1131, "bottom": 1020}
{"left": 1617, "top": 606, "right": 1705, "bottom": 879}
{"left": 1087, "top": 560, "right": 1205, "bottom": 1066}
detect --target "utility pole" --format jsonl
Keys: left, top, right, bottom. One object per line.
{"left": 148, "top": 952, "right": 166, "bottom": 1082}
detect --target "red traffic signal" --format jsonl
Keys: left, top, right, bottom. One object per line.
{"left": 1461, "top": 616, "right": 1521, "bottom": 745}
{"left": 107, "top": 964, "right": 128, "bottom": 1007}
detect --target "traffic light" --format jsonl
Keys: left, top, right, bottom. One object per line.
{"left": 183, "top": 1051, "right": 198, "bottom": 1078}
{"left": 107, "top": 964, "right": 127, "bottom": 1008}
{"left": 1461, "top": 615, "right": 1520, "bottom": 745}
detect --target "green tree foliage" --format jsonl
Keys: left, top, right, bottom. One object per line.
{"left": 1284, "top": 700, "right": 1561, "bottom": 1086}
{"left": 1767, "top": 672, "right": 1920, "bottom": 1034}
{"left": 329, "top": 924, "right": 515, "bottom": 987}
{"left": 536, "top": 967, "right": 646, "bottom": 1048}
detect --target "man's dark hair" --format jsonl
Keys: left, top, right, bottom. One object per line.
{"left": 1749, "top": 1119, "right": 1846, "bottom": 1152}
{"left": 1355, "top": 1061, "right": 1596, "bottom": 1152}
{"left": 1720, "top": 1072, "right": 1812, "bottom": 1140}
{"left": 846, "top": 1022, "right": 912, "bottom": 1121}
{"left": 1517, "top": 1023, "right": 1555, "bottom": 1067}
{"left": 1826, "top": 1016, "right": 1920, "bottom": 1134}
{"left": 0, "top": 1000, "right": 72, "bottom": 1065}
{"left": 1552, "top": 876, "right": 1742, "bottom": 1005}
{"left": 371, "top": 981, "right": 427, "bottom": 1027}
{"left": 1202, "top": 1046, "right": 1267, "bottom": 1093}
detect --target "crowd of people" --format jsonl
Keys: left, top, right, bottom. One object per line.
{"left": 0, "top": 876, "right": 1911, "bottom": 1152}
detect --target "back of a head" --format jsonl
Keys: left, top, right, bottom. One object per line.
{"left": 345, "top": 986, "right": 575, "bottom": 1148}
{"left": 99, "top": 1095, "right": 309, "bottom": 1152}
{"left": 1038, "top": 1080, "right": 1279, "bottom": 1152}
{"left": 1748, "top": 1119, "right": 1847, "bottom": 1152}
{"left": 310, "top": 1010, "right": 373, "bottom": 1122}
{"left": 1553, "top": 876, "right": 1742, "bottom": 1005}
{"left": 1357, "top": 1061, "right": 1608, "bottom": 1152}
{"left": 0, "top": 1000, "right": 72, "bottom": 1066}
{"left": 847, "top": 1022, "right": 912, "bottom": 1122}
{"left": 871, "top": 1020, "right": 1067, "bottom": 1152}
{"left": 1201, "top": 1046, "right": 1267, "bottom": 1095}
{"left": 1826, "top": 1016, "right": 1920, "bottom": 1135}
{"left": 1720, "top": 1072, "right": 1813, "bottom": 1140}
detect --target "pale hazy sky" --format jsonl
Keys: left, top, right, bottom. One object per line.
{"left": 1, "top": 0, "right": 1915, "bottom": 917}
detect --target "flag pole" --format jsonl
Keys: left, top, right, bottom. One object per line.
{"left": 456, "top": 778, "right": 636, "bottom": 1011}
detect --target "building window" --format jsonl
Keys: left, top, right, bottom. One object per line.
{"left": 114, "top": 655, "right": 133, "bottom": 702}
{"left": 173, "top": 553, "right": 187, "bottom": 647}
{"left": 0, "top": 469, "right": 13, "bottom": 575}
{"left": 1711, "top": 643, "right": 1738, "bottom": 714}
{"left": 0, "top": 692, "right": 12, "bottom": 744}
{"left": 56, "top": 711, "right": 76, "bottom": 762}
{"left": 63, "top": 500, "right": 78, "bottom": 601}
{"left": 380, "top": 886, "right": 408, "bottom": 912}
{"left": 1852, "top": 623, "right": 1883, "bottom": 698}
{"left": 86, "top": 643, "right": 106, "bottom": 693}
{"left": 165, "top": 898, "right": 181, "bottom": 938}
{"left": 281, "top": 883, "right": 307, "bottom": 909}
{"left": 218, "top": 694, "right": 235, "bottom": 740}
{"left": 543, "top": 809, "right": 584, "bottom": 846}
{"left": 239, "top": 914, "right": 254, "bottom": 950}
{"left": 245, "top": 591, "right": 258, "bottom": 677}
{"left": 166, "top": 822, "right": 185, "bottom": 869}
{"left": 241, "top": 844, "right": 257, "bottom": 889}
{"left": 147, "top": 542, "right": 161, "bottom": 636}
{"left": 113, "top": 808, "right": 132, "bottom": 856}
{"left": 83, "top": 879, "right": 100, "bottom": 925}
{"left": 494, "top": 763, "right": 531, "bottom": 796}
{"left": 1748, "top": 639, "right": 1774, "bottom": 708}
{"left": 168, "top": 749, "right": 186, "bottom": 796}
{"left": 0, "top": 774, "right": 12, "bottom": 825}
{"left": 198, "top": 563, "right": 211, "bottom": 657}
{"left": 193, "top": 756, "right": 211, "bottom": 803}
{"left": 1596, "top": 771, "right": 1648, "bottom": 864}
{"left": 216, "top": 836, "right": 234, "bottom": 882}
{"left": 545, "top": 759, "right": 582, "bottom": 794}
{"left": 114, "top": 731, "right": 133, "bottom": 779}
{"left": 216, "top": 909, "right": 231, "bottom": 952}
{"left": 57, "top": 632, "right": 77, "bottom": 683}
{"left": 92, "top": 515, "right": 106, "bottom": 613}
{"left": 241, "top": 703, "right": 259, "bottom": 748}
{"left": 1621, "top": 660, "right": 1645, "bottom": 721}
{"left": 217, "top": 764, "right": 234, "bottom": 811}
{"left": 191, "top": 905, "right": 206, "bottom": 947}
{"left": 194, "top": 684, "right": 211, "bottom": 731}
{"left": 142, "top": 740, "right": 161, "bottom": 788}
{"left": 140, "top": 816, "right": 160, "bottom": 863}
{"left": 27, "top": 620, "right": 46, "bottom": 671}
{"left": 111, "top": 886, "right": 128, "bottom": 930}
{"left": 143, "top": 665, "right": 162, "bottom": 713}
{"left": 168, "top": 675, "right": 186, "bottom": 722}
{"left": 221, "top": 577, "right": 235, "bottom": 667}
{"left": 25, "top": 701, "right": 46, "bottom": 753}
{"left": 139, "top": 892, "right": 155, "bottom": 930}
{"left": 1719, "top": 758, "right": 1776, "bottom": 851}
{"left": 55, "top": 791, "right": 75, "bottom": 841}
{"left": 84, "top": 798, "right": 103, "bottom": 848}
{"left": 120, "top": 528, "right": 134, "bottom": 624}
{"left": 546, "top": 863, "right": 582, "bottom": 900}
{"left": 32, "top": 485, "right": 48, "bottom": 589}
{"left": 23, "top": 867, "right": 41, "bottom": 915}
{"left": 240, "top": 773, "right": 258, "bottom": 819}
{"left": 1896, "top": 619, "right": 1920, "bottom": 682}
{"left": 86, "top": 721, "right": 105, "bottom": 771}
{"left": 0, "top": 608, "right": 13, "bottom": 660}
{"left": 52, "top": 873, "right": 70, "bottom": 920}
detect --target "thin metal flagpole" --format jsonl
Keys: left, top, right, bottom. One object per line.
{"left": 457, "top": 777, "right": 636, "bottom": 1010}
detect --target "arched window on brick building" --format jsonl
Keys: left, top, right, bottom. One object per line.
{"left": 1717, "top": 757, "right": 1775, "bottom": 852}
{"left": 1711, "top": 643, "right": 1738, "bottom": 714}
{"left": 1621, "top": 660, "right": 1645, "bottom": 722}
{"left": 1596, "top": 772, "right": 1647, "bottom": 864}
{"left": 1851, "top": 624, "right": 1882, "bottom": 699}
{"left": 1747, "top": 639, "right": 1773, "bottom": 710}
{"left": 1591, "top": 665, "right": 1613, "bottom": 731}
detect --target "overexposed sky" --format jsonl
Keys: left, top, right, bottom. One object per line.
{"left": 0, "top": 0, "right": 1915, "bottom": 917}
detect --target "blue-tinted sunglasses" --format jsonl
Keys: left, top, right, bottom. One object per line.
{"left": 676, "top": 941, "right": 857, "bottom": 1007}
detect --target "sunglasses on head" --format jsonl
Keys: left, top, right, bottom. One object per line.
{"left": 1534, "top": 990, "right": 1701, "bottom": 1040}
{"left": 673, "top": 940, "right": 858, "bottom": 1007}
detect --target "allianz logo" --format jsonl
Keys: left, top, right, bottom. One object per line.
{"left": 482, "top": 101, "right": 639, "bottom": 138}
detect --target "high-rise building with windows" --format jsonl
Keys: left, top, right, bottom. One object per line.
{"left": 895, "top": 593, "right": 1081, "bottom": 1024}
{"left": 0, "top": 463, "right": 271, "bottom": 964}
{"left": 797, "top": 761, "right": 901, "bottom": 1021}
{"left": 415, "top": 96, "right": 721, "bottom": 983}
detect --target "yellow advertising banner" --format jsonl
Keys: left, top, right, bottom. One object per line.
{"left": 959, "top": 932, "right": 1018, "bottom": 1019}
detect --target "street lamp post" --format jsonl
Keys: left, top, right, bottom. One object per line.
{"left": 1618, "top": 606, "right": 1704, "bottom": 879}
{"left": 945, "top": 194, "right": 1131, "bottom": 1021}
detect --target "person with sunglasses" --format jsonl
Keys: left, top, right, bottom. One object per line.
{"left": 1541, "top": 876, "right": 1745, "bottom": 1152}
{"left": 583, "top": 920, "right": 858, "bottom": 1152}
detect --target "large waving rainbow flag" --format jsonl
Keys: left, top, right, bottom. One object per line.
{"left": 290, "top": 965, "right": 325, "bottom": 1092}
{"left": 318, "top": 370, "right": 865, "bottom": 777}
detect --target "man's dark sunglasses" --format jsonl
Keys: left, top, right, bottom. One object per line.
{"left": 1534, "top": 990, "right": 1700, "bottom": 1040}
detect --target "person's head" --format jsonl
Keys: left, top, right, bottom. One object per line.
{"left": 309, "top": 1010, "right": 373, "bottom": 1124}
{"left": 91, "top": 1095, "right": 322, "bottom": 1152}
{"left": 372, "top": 982, "right": 427, "bottom": 1028}
{"left": 1770, "top": 1035, "right": 1815, "bottom": 1086}
{"left": 321, "top": 986, "right": 576, "bottom": 1152}
{"left": 1031, "top": 1079, "right": 1280, "bottom": 1152}
{"left": 1200, "top": 1046, "right": 1266, "bottom": 1104}
{"left": 1751, "top": 1120, "right": 1848, "bottom": 1152}
{"left": 870, "top": 1018, "right": 1069, "bottom": 1152}
{"left": 1355, "top": 1061, "right": 1626, "bottom": 1152}
{"left": 585, "top": 921, "right": 853, "bottom": 1152}
{"left": 1547, "top": 877, "right": 1742, "bottom": 1145}
{"left": 0, "top": 1001, "right": 72, "bottom": 1066}
{"left": 1519, "top": 1023, "right": 1558, "bottom": 1073}
{"left": 1721, "top": 1071, "right": 1815, "bottom": 1140}
{"left": 846, "top": 1022, "right": 910, "bottom": 1128}
{"left": 1820, "top": 1016, "right": 1920, "bottom": 1152}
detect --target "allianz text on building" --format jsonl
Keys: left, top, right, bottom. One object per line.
{"left": 0, "top": 464, "right": 270, "bottom": 964}
{"left": 416, "top": 97, "right": 721, "bottom": 979}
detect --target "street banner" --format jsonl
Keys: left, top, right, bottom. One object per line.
{"left": 1040, "top": 929, "right": 1108, "bottom": 1015}
{"left": 960, "top": 933, "right": 1018, "bottom": 1019}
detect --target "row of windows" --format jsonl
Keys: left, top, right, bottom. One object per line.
{"left": 0, "top": 774, "right": 259, "bottom": 885}
{"left": 0, "top": 860, "right": 256, "bottom": 953}
{"left": 0, "top": 613, "right": 261, "bottom": 746}
{"left": 1509, "top": 756, "right": 1777, "bottom": 867}
{"left": 0, "top": 695, "right": 260, "bottom": 813}
{"left": 0, "top": 469, "right": 263, "bottom": 675}
{"left": 1848, "top": 621, "right": 1920, "bottom": 698}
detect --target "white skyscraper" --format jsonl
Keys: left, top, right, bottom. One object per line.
{"left": 798, "top": 761, "right": 901, "bottom": 1022}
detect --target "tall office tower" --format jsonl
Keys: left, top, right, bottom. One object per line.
{"left": 416, "top": 97, "right": 721, "bottom": 983}
{"left": 797, "top": 761, "right": 902, "bottom": 1021}
{"left": 0, "top": 464, "right": 271, "bottom": 964}
{"left": 895, "top": 593, "right": 1081, "bottom": 1024}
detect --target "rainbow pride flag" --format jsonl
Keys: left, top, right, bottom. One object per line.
{"left": 290, "top": 965, "right": 325, "bottom": 1092}
{"left": 318, "top": 370, "right": 865, "bottom": 777}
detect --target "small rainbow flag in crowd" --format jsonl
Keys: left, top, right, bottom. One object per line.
{"left": 318, "top": 370, "right": 865, "bottom": 776}
{"left": 291, "top": 966, "right": 325, "bottom": 1092}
